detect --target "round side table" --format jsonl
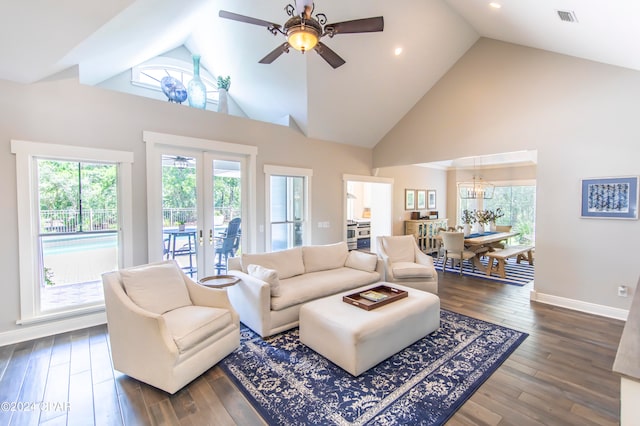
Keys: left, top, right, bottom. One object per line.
{"left": 197, "top": 275, "right": 240, "bottom": 288}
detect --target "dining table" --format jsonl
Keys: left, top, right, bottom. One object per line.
{"left": 163, "top": 227, "right": 198, "bottom": 275}
{"left": 462, "top": 231, "right": 520, "bottom": 272}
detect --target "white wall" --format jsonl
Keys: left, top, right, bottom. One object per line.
{"left": 377, "top": 165, "right": 448, "bottom": 236}
{"left": 0, "top": 72, "right": 374, "bottom": 339}
{"left": 374, "top": 38, "right": 640, "bottom": 317}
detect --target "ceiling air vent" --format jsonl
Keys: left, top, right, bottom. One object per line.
{"left": 556, "top": 10, "right": 578, "bottom": 23}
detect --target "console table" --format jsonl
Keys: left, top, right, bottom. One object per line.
{"left": 404, "top": 219, "right": 448, "bottom": 254}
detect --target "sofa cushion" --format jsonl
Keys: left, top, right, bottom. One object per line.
{"left": 270, "top": 267, "right": 380, "bottom": 311}
{"left": 120, "top": 262, "right": 192, "bottom": 315}
{"left": 392, "top": 261, "right": 435, "bottom": 278}
{"left": 381, "top": 235, "right": 416, "bottom": 263}
{"left": 248, "top": 264, "right": 281, "bottom": 297}
{"left": 162, "top": 305, "right": 232, "bottom": 353}
{"left": 345, "top": 250, "right": 378, "bottom": 273}
{"left": 303, "top": 242, "right": 349, "bottom": 273}
{"left": 242, "top": 247, "right": 304, "bottom": 279}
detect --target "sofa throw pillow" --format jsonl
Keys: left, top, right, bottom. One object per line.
{"left": 248, "top": 264, "right": 281, "bottom": 297}
{"left": 392, "top": 261, "right": 434, "bottom": 278}
{"left": 242, "top": 247, "right": 304, "bottom": 279}
{"left": 303, "top": 242, "right": 349, "bottom": 273}
{"left": 345, "top": 250, "right": 378, "bottom": 273}
{"left": 120, "top": 262, "right": 192, "bottom": 315}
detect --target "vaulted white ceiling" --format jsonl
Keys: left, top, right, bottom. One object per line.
{"left": 1, "top": 0, "right": 639, "bottom": 148}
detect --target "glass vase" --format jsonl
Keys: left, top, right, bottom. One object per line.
{"left": 187, "top": 55, "right": 207, "bottom": 109}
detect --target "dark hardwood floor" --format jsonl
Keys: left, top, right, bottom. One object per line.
{"left": 0, "top": 273, "right": 625, "bottom": 425}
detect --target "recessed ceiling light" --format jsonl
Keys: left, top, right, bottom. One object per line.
{"left": 394, "top": 47, "right": 403, "bottom": 56}
{"left": 489, "top": 2, "right": 502, "bottom": 8}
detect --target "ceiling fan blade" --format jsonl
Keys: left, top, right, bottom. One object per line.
{"left": 259, "top": 42, "right": 290, "bottom": 64}
{"left": 325, "top": 16, "right": 384, "bottom": 34}
{"left": 219, "top": 10, "right": 281, "bottom": 30}
{"left": 314, "top": 42, "right": 346, "bottom": 69}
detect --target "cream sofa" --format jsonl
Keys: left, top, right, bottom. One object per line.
{"left": 226, "top": 242, "right": 383, "bottom": 337}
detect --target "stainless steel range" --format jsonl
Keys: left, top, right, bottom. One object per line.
{"left": 346, "top": 220, "right": 357, "bottom": 250}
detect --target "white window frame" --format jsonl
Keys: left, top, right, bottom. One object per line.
{"left": 11, "top": 140, "right": 133, "bottom": 325}
{"left": 264, "top": 165, "right": 313, "bottom": 251}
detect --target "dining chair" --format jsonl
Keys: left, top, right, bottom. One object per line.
{"left": 215, "top": 218, "right": 241, "bottom": 274}
{"left": 441, "top": 231, "right": 476, "bottom": 275}
{"left": 490, "top": 225, "right": 513, "bottom": 249}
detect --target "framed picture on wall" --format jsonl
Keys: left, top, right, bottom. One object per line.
{"left": 581, "top": 176, "right": 638, "bottom": 219}
{"left": 405, "top": 189, "right": 415, "bottom": 210}
{"left": 427, "top": 190, "right": 437, "bottom": 209}
{"left": 416, "top": 190, "right": 426, "bottom": 209}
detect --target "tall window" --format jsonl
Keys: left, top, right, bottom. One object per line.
{"left": 265, "top": 165, "right": 312, "bottom": 251}
{"left": 38, "top": 160, "right": 119, "bottom": 312}
{"left": 12, "top": 141, "right": 133, "bottom": 323}
{"left": 484, "top": 185, "right": 536, "bottom": 244}
{"left": 459, "top": 181, "right": 536, "bottom": 244}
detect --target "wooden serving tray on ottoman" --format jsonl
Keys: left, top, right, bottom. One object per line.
{"left": 343, "top": 285, "right": 408, "bottom": 311}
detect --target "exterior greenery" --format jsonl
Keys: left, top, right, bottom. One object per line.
{"left": 38, "top": 160, "right": 118, "bottom": 232}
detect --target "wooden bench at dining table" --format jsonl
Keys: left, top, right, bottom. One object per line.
{"left": 485, "top": 245, "right": 534, "bottom": 278}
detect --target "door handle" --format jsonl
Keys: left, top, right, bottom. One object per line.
{"left": 199, "top": 229, "right": 203, "bottom": 246}
{"left": 209, "top": 229, "right": 213, "bottom": 245}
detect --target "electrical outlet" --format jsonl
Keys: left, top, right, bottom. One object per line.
{"left": 618, "top": 285, "right": 628, "bottom": 297}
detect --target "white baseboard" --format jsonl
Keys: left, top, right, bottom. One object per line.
{"left": 0, "top": 312, "right": 107, "bottom": 347}
{"left": 530, "top": 290, "right": 629, "bottom": 321}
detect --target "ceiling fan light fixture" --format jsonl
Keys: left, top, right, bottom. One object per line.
{"left": 287, "top": 25, "right": 319, "bottom": 52}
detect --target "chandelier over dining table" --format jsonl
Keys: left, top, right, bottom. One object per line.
{"left": 458, "top": 176, "right": 495, "bottom": 199}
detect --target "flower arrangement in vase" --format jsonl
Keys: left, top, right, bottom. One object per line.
{"left": 475, "top": 210, "right": 492, "bottom": 233}
{"left": 485, "top": 208, "right": 505, "bottom": 231}
{"left": 461, "top": 209, "right": 476, "bottom": 236}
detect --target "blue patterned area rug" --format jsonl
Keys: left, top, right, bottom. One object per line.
{"left": 433, "top": 256, "right": 534, "bottom": 286}
{"left": 220, "top": 310, "right": 527, "bottom": 425}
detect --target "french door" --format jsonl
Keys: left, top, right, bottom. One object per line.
{"left": 145, "top": 132, "right": 256, "bottom": 280}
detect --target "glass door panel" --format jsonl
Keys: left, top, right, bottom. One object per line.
{"left": 161, "top": 154, "right": 199, "bottom": 277}
{"left": 208, "top": 158, "right": 242, "bottom": 276}
{"left": 159, "top": 153, "right": 244, "bottom": 278}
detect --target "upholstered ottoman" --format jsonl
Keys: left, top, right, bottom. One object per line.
{"left": 299, "top": 283, "right": 440, "bottom": 376}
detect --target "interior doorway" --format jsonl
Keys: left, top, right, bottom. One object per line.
{"left": 343, "top": 175, "right": 393, "bottom": 254}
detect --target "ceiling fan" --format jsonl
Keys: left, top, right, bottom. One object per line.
{"left": 218, "top": 2, "right": 384, "bottom": 69}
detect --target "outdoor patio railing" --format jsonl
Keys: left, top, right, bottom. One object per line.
{"left": 41, "top": 207, "right": 241, "bottom": 233}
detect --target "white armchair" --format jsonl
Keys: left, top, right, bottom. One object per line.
{"left": 376, "top": 235, "right": 438, "bottom": 294}
{"left": 102, "top": 260, "right": 240, "bottom": 394}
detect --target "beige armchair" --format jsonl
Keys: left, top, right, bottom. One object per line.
{"left": 102, "top": 260, "right": 240, "bottom": 394}
{"left": 376, "top": 235, "right": 438, "bottom": 294}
